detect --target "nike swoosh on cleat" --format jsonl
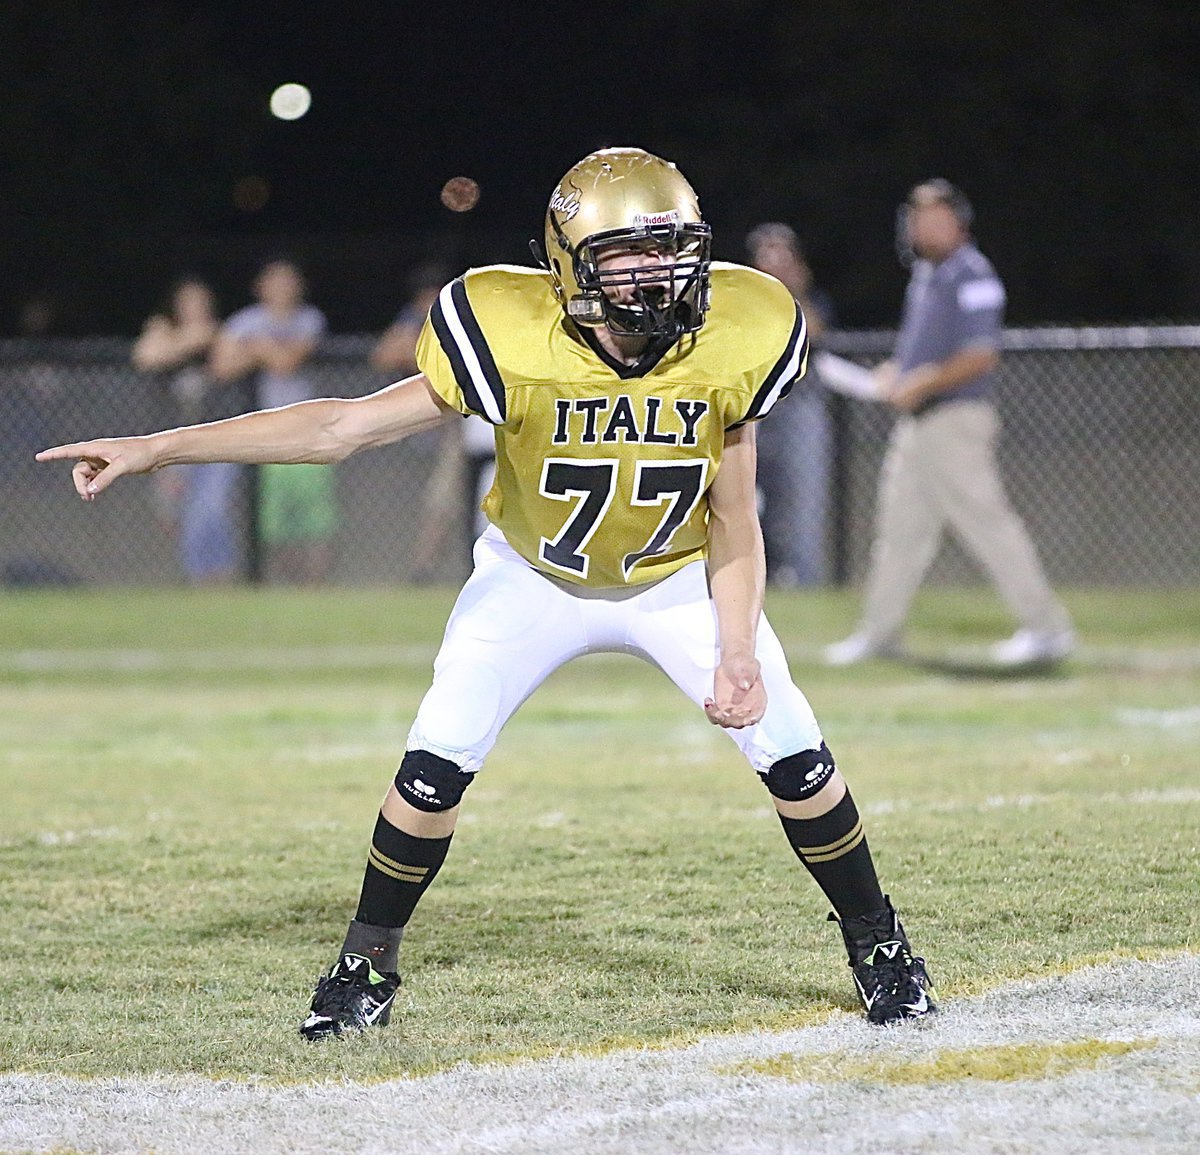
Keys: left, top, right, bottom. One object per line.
{"left": 301, "top": 1013, "right": 340, "bottom": 1039}
{"left": 903, "top": 992, "right": 929, "bottom": 1015}
{"left": 362, "top": 992, "right": 396, "bottom": 1026}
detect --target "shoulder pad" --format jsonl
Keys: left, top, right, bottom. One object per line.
{"left": 425, "top": 265, "right": 556, "bottom": 423}
{"left": 709, "top": 262, "right": 799, "bottom": 331}
{"left": 706, "top": 263, "right": 809, "bottom": 426}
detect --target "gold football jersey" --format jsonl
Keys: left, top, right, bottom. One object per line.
{"left": 416, "top": 262, "right": 807, "bottom": 588}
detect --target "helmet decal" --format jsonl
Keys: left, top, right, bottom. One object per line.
{"left": 549, "top": 182, "right": 582, "bottom": 224}
{"left": 632, "top": 210, "right": 681, "bottom": 227}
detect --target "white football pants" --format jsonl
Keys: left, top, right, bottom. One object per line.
{"left": 407, "top": 525, "right": 824, "bottom": 776}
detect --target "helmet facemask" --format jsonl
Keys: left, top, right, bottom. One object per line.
{"left": 569, "top": 225, "right": 712, "bottom": 340}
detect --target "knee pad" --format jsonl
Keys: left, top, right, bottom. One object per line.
{"left": 763, "top": 743, "right": 836, "bottom": 802}
{"left": 395, "top": 749, "right": 475, "bottom": 812}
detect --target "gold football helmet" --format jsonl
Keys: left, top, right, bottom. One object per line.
{"left": 543, "top": 147, "right": 712, "bottom": 339}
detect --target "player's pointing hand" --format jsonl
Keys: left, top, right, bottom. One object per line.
{"left": 35, "top": 436, "right": 161, "bottom": 501}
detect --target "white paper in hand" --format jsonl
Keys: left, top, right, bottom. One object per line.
{"left": 812, "top": 351, "right": 882, "bottom": 401}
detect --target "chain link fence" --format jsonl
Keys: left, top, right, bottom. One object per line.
{"left": 822, "top": 327, "right": 1200, "bottom": 588}
{"left": 2, "top": 328, "right": 1197, "bottom": 589}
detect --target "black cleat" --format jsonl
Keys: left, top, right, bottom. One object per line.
{"left": 829, "top": 897, "right": 938, "bottom": 1025}
{"left": 300, "top": 952, "right": 400, "bottom": 1041}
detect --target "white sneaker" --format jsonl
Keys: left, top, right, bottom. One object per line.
{"left": 823, "top": 633, "right": 899, "bottom": 667}
{"left": 990, "top": 628, "right": 1075, "bottom": 666}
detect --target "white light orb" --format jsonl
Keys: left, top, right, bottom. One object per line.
{"left": 269, "top": 83, "right": 312, "bottom": 121}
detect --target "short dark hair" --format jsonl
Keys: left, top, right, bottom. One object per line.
{"left": 745, "top": 221, "right": 805, "bottom": 261}
{"left": 161, "top": 275, "right": 215, "bottom": 315}
{"left": 255, "top": 254, "right": 305, "bottom": 279}
{"left": 407, "top": 262, "right": 452, "bottom": 296}
{"left": 907, "top": 179, "right": 974, "bottom": 229}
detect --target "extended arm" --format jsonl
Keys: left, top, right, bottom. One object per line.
{"left": 36, "top": 374, "right": 452, "bottom": 500}
{"left": 703, "top": 422, "right": 767, "bottom": 729}
{"left": 884, "top": 345, "right": 999, "bottom": 412}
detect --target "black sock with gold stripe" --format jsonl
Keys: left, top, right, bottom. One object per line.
{"left": 777, "top": 790, "right": 885, "bottom": 920}
{"left": 354, "top": 811, "right": 453, "bottom": 933}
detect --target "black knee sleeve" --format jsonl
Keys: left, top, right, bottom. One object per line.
{"left": 395, "top": 750, "right": 475, "bottom": 812}
{"left": 763, "top": 743, "right": 836, "bottom": 802}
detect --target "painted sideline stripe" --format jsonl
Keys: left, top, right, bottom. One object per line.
{"left": 0, "top": 644, "right": 436, "bottom": 673}
{"left": 1, "top": 954, "right": 1197, "bottom": 1155}
{"left": 4, "top": 643, "right": 1200, "bottom": 675}
{"left": 784, "top": 643, "right": 1200, "bottom": 673}
{"left": 865, "top": 788, "right": 1200, "bottom": 815}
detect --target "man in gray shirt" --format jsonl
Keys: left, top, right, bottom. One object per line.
{"left": 210, "top": 259, "right": 334, "bottom": 582}
{"left": 826, "top": 179, "right": 1073, "bottom": 666}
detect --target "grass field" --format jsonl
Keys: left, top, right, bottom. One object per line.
{"left": 1, "top": 584, "right": 1198, "bottom": 1151}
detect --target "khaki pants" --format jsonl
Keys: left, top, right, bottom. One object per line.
{"left": 857, "top": 400, "right": 1070, "bottom": 644}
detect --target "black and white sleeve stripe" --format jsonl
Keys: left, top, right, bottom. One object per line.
{"left": 731, "top": 302, "right": 809, "bottom": 428}
{"left": 428, "top": 278, "right": 507, "bottom": 424}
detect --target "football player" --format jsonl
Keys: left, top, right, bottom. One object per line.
{"left": 37, "top": 148, "right": 936, "bottom": 1032}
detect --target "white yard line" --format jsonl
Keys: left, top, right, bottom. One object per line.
{"left": 3, "top": 643, "right": 1200, "bottom": 674}
{"left": 1116, "top": 706, "right": 1200, "bottom": 730}
{"left": 0, "top": 645, "right": 436, "bottom": 673}
{"left": 864, "top": 788, "right": 1200, "bottom": 816}
{"left": 3, "top": 954, "right": 1198, "bottom": 1155}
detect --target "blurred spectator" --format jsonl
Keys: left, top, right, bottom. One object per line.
{"left": 746, "top": 223, "right": 836, "bottom": 586}
{"left": 210, "top": 259, "right": 333, "bottom": 583}
{"left": 372, "top": 265, "right": 495, "bottom": 579}
{"left": 370, "top": 263, "right": 448, "bottom": 379}
{"left": 3, "top": 294, "right": 66, "bottom": 481}
{"left": 825, "top": 179, "right": 1074, "bottom": 667}
{"left": 3, "top": 294, "right": 77, "bottom": 582}
{"left": 133, "top": 278, "right": 244, "bottom": 584}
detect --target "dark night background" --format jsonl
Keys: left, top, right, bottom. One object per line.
{"left": 5, "top": 1, "right": 1198, "bottom": 335}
